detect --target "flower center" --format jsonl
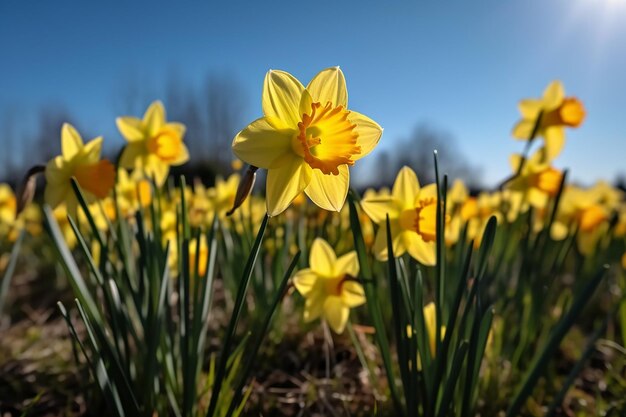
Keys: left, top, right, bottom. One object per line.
{"left": 323, "top": 274, "right": 354, "bottom": 297}
{"left": 293, "top": 101, "right": 360, "bottom": 175}
{"left": 73, "top": 160, "right": 116, "bottom": 199}
{"left": 399, "top": 198, "right": 438, "bottom": 242}
{"left": 147, "top": 127, "right": 185, "bottom": 162}
{"left": 542, "top": 97, "right": 585, "bottom": 128}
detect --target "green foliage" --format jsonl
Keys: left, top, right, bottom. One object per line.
{"left": 44, "top": 178, "right": 292, "bottom": 417}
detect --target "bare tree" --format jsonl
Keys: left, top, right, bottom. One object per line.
{"left": 369, "top": 123, "right": 482, "bottom": 189}
{"left": 204, "top": 73, "right": 246, "bottom": 165}
{"left": 0, "top": 107, "right": 19, "bottom": 181}
{"left": 30, "top": 105, "right": 77, "bottom": 165}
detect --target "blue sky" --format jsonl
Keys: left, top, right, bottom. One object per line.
{"left": 1, "top": 0, "right": 625, "bottom": 186}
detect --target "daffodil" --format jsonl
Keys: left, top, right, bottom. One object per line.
{"left": 0, "top": 184, "right": 16, "bottom": 226}
{"left": 506, "top": 147, "right": 563, "bottom": 210}
{"left": 292, "top": 237, "right": 365, "bottom": 333}
{"left": 118, "top": 101, "right": 189, "bottom": 186}
{"left": 232, "top": 67, "right": 383, "bottom": 216}
{"left": 44, "top": 123, "right": 115, "bottom": 216}
{"left": 422, "top": 302, "right": 445, "bottom": 359}
{"left": 116, "top": 169, "right": 152, "bottom": 218}
{"left": 551, "top": 184, "right": 611, "bottom": 255}
{"left": 512, "top": 81, "right": 585, "bottom": 161}
{"left": 361, "top": 166, "right": 437, "bottom": 265}
{"left": 208, "top": 174, "right": 239, "bottom": 217}
{"left": 407, "top": 301, "right": 446, "bottom": 369}
{"left": 0, "top": 184, "right": 17, "bottom": 240}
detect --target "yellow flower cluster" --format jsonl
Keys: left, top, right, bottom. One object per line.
{"left": 4, "top": 71, "right": 624, "bottom": 340}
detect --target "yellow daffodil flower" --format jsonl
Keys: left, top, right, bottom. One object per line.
{"left": 116, "top": 169, "right": 152, "bottom": 218}
{"left": 551, "top": 185, "right": 610, "bottom": 255}
{"left": 44, "top": 123, "right": 115, "bottom": 216}
{"left": 118, "top": 101, "right": 189, "bottom": 186}
{"left": 361, "top": 166, "right": 437, "bottom": 265}
{"left": 0, "top": 184, "right": 16, "bottom": 226}
{"left": 0, "top": 184, "right": 18, "bottom": 240}
{"left": 407, "top": 301, "right": 446, "bottom": 369}
{"left": 208, "top": 174, "right": 239, "bottom": 217}
{"left": 512, "top": 81, "right": 585, "bottom": 161}
{"left": 292, "top": 237, "right": 365, "bottom": 334}
{"left": 506, "top": 147, "right": 563, "bottom": 210}
{"left": 423, "top": 301, "right": 445, "bottom": 359}
{"left": 232, "top": 67, "right": 383, "bottom": 216}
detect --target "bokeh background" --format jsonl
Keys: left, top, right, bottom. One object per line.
{"left": 1, "top": 0, "right": 625, "bottom": 188}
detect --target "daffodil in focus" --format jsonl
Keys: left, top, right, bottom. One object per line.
{"left": 292, "top": 237, "right": 365, "bottom": 333}
{"left": 361, "top": 166, "right": 437, "bottom": 265}
{"left": 512, "top": 81, "right": 585, "bottom": 160}
{"left": 118, "top": 101, "right": 189, "bottom": 186}
{"left": 232, "top": 67, "right": 383, "bottom": 216}
{"left": 44, "top": 124, "right": 115, "bottom": 216}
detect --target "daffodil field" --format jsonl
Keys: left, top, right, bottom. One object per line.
{"left": 1, "top": 67, "right": 626, "bottom": 416}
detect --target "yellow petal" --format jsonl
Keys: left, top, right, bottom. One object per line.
{"left": 304, "top": 165, "right": 349, "bottom": 212}
{"left": 542, "top": 81, "right": 565, "bottom": 110}
{"left": 61, "top": 123, "right": 84, "bottom": 159}
{"left": 298, "top": 89, "right": 313, "bottom": 122}
{"left": 543, "top": 126, "right": 565, "bottom": 161}
{"left": 528, "top": 188, "right": 548, "bottom": 209}
{"left": 373, "top": 220, "right": 405, "bottom": 261}
{"left": 309, "top": 238, "right": 337, "bottom": 277}
{"left": 304, "top": 294, "right": 324, "bottom": 322}
{"left": 82, "top": 137, "right": 103, "bottom": 164}
{"left": 143, "top": 154, "right": 170, "bottom": 186}
{"left": 341, "top": 281, "right": 365, "bottom": 308}
{"left": 116, "top": 116, "right": 145, "bottom": 142}
{"left": 166, "top": 122, "right": 186, "bottom": 137}
{"left": 334, "top": 251, "right": 359, "bottom": 277}
{"left": 144, "top": 101, "right": 165, "bottom": 137}
{"left": 518, "top": 99, "right": 542, "bottom": 119}
{"left": 392, "top": 166, "right": 420, "bottom": 208}
{"left": 512, "top": 120, "right": 534, "bottom": 140}
{"left": 447, "top": 179, "right": 468, "bottom": 204}
{"left": 119, "top": 143, "right": 145, "bottom": 170}
{"left": 324, "top": 296, "right": 349, "bottom": 334}
{"left": 349, "top": 111, "right": 383, "bottom": 160}
{"left": 306, "top": 67, "right": 348, "bottom": 108}
{"left": 361, "top": 196, "right": 400, "bottom": 224}
{"left": 293, "top": 268, "right": 318, "bottom": 297}
{"left": 509, "top": 153, "right": 523, "bottom": 173}
{"left": 404, "top": 231, "right": 436, "bottom": 266}
{"left": 45, "top": 156, "right": 70, "bottom": 186}
{"left": 262, "top": 70, "right": 305, "bottom": 129}
{"left": 418, "top": 183, "right": 438, "bottom": 201}
{"left": 44, "top": 171, "right": 69, "bottom": 209}
{"left": 232, "top": 117, "right": 294, "bottom": 169}
{"left": 265, "top": 155, "right": 311, "bottom": 216}
{"left": 171, "top": 142, "right": 190, "bottom": 165}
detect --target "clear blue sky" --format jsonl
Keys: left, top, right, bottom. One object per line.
{"left": 1, "top": 0, "right": 625, "bottom": 186}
